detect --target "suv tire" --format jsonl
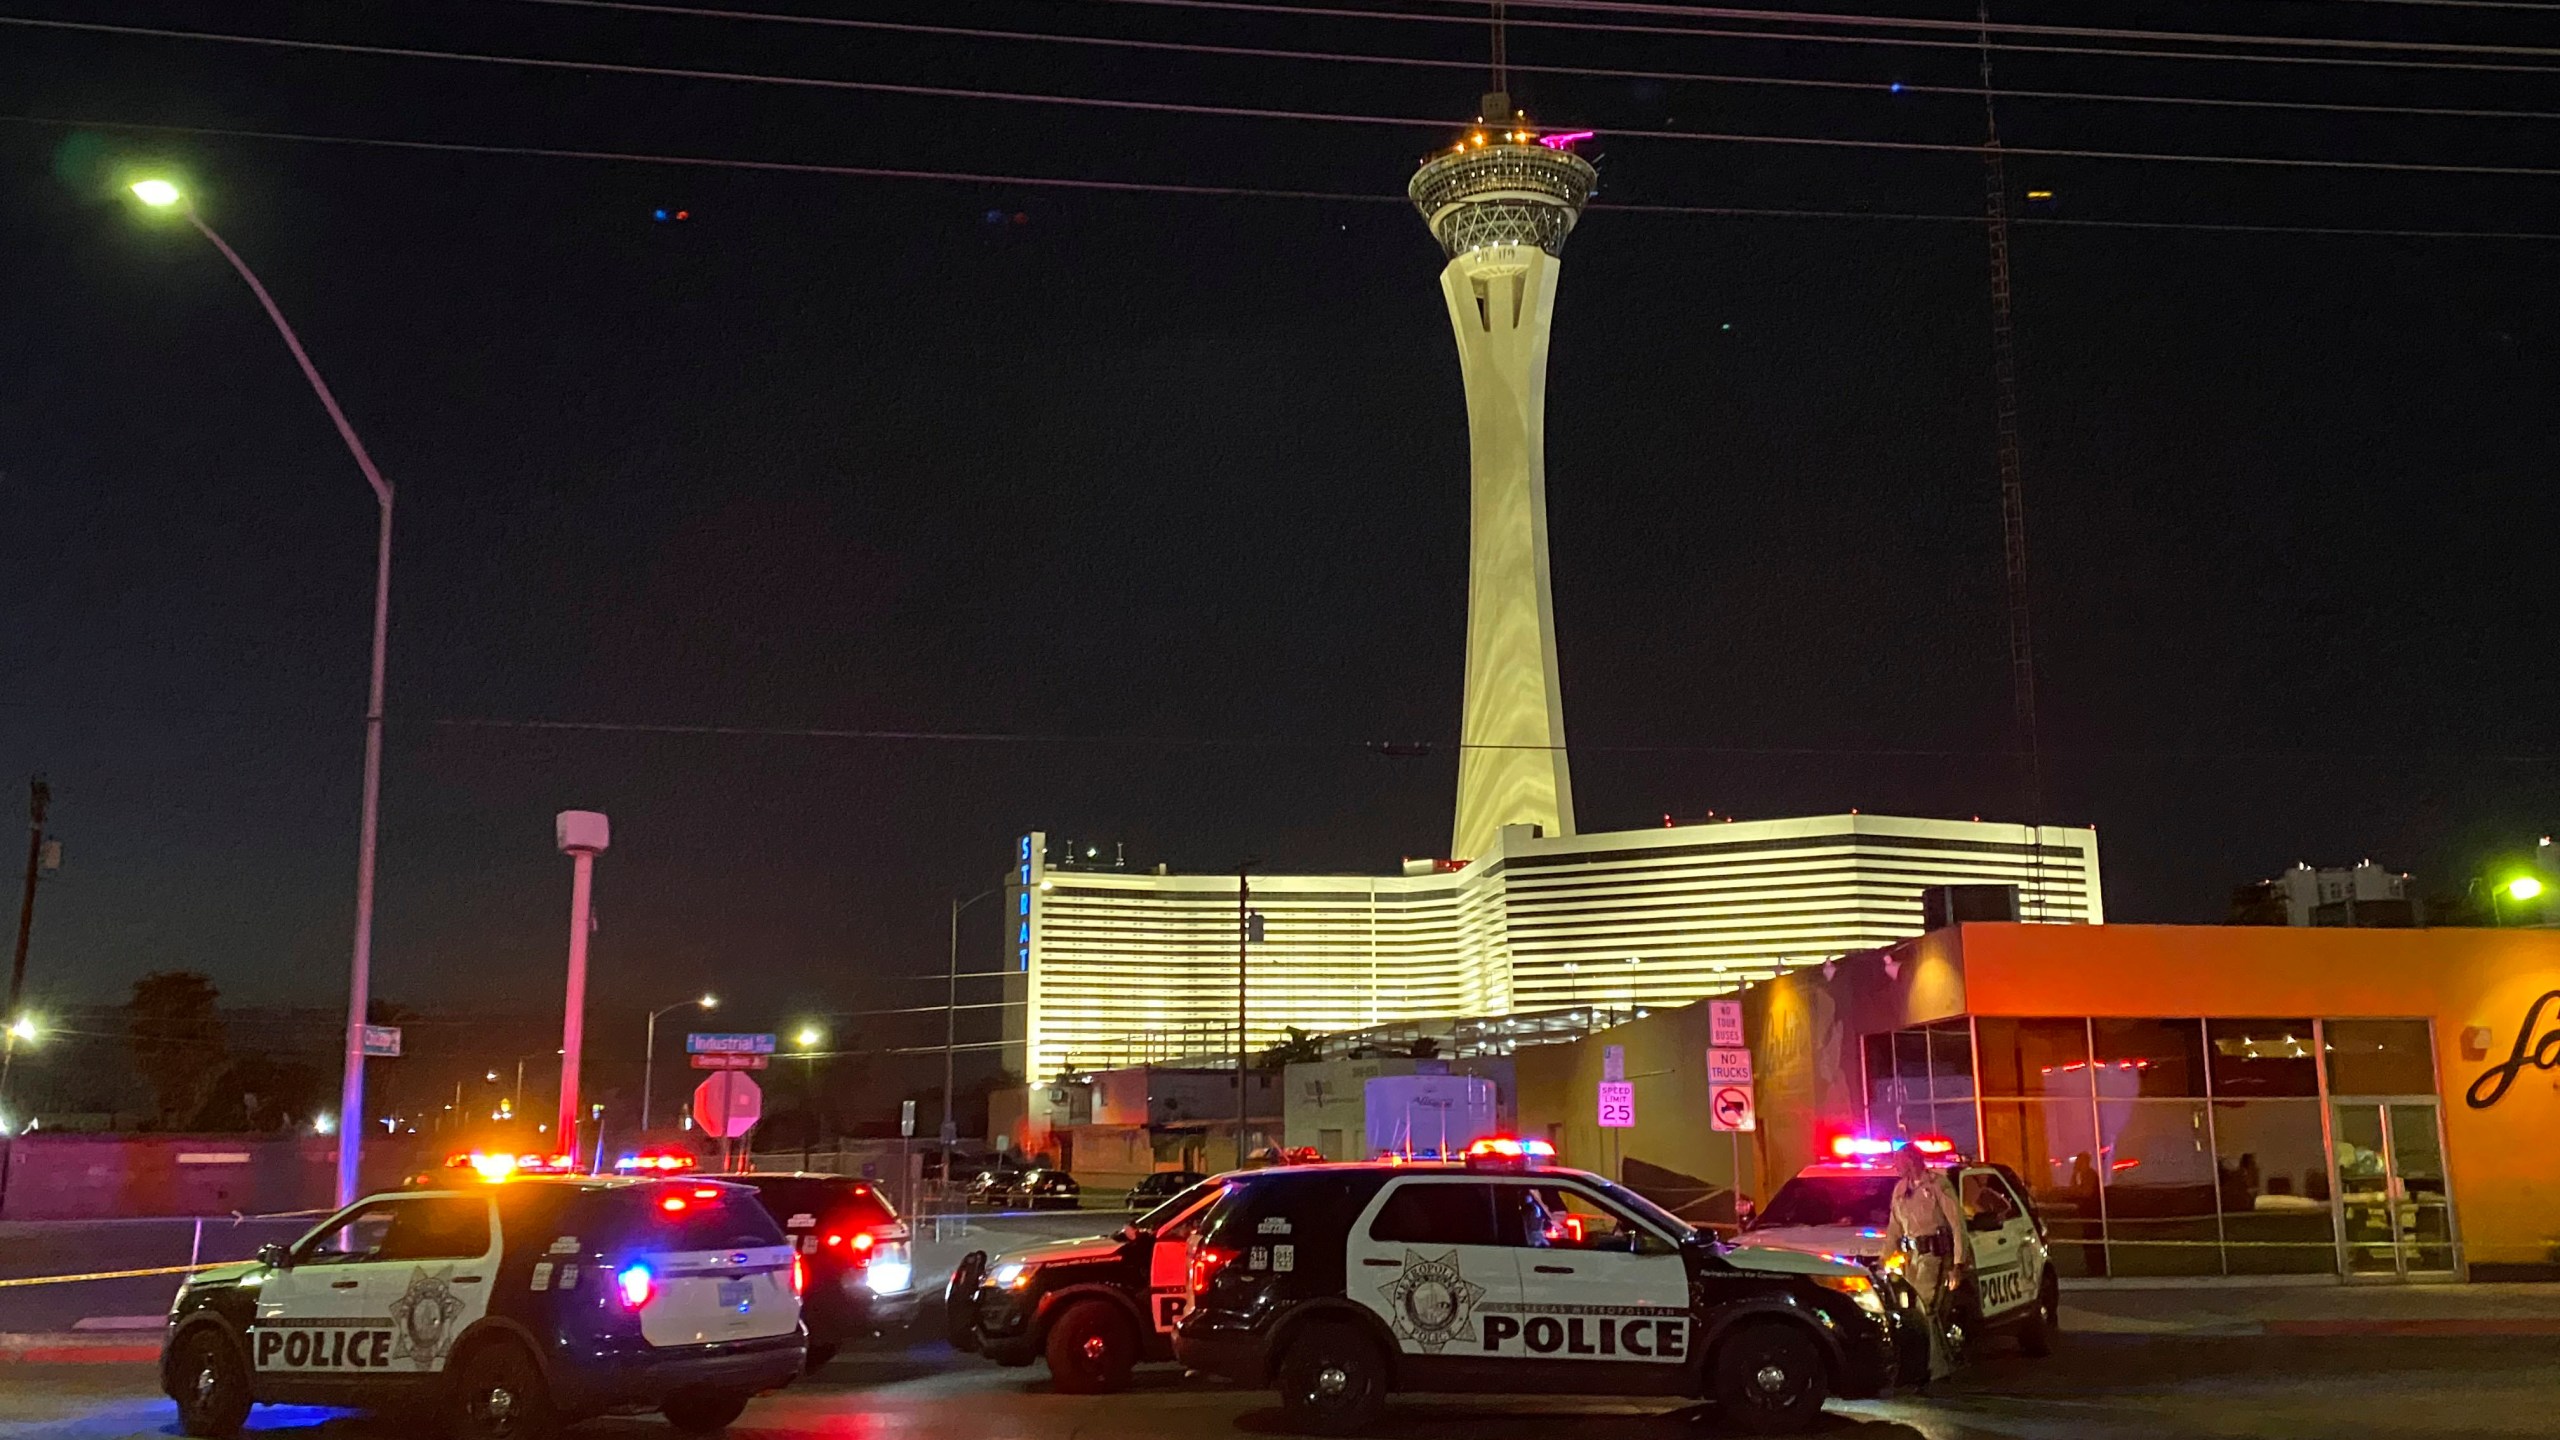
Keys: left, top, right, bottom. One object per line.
{"left": 170, "top": 1328, "right": 253, "bottom": 1439}
{"left": 661, "top": 1389, "right": 751, "bottom": 1435}
{"left": 1044, "top": 1300, "right": 1138, "bottom": 1393}
{"left": 944, "top": 1252, "right": 987, "bottom": 1352}
{"left": 2016, "top": 1274, "right": 2060, "bottom": 1358}
{"left": 448, "top": 1340, "right": 559, "bottom": 1440}
{"left": 1711, "top": 1321, "right": 1830, "bottom": 1435}
{"left": 1275, "top": 1321, "right": 1389, "bottom": 1436}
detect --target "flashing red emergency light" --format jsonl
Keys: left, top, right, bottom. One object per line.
{"left": 1464, "top": 1136, "right": 1556, "bottom": 1163}
{"left": 1827, "top": 1133, "right": 1959, "bottom": 1161}
{"left": 449, "top": 1151, "right": 577, "bottom": 1181}
{"left": 613, "top": 1149, "right": 699, "bottom": 1174}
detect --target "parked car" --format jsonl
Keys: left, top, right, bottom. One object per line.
{"left": 1173, "top": 1138, "right": 1906, "bottom": 1436}
{"left": 1126, "top": 1170, "right": 1209, "bottom": 1212}
{"left": 163, "top": 1176, "right": 802, "bottom": 1440}
{"left": 1018, "top": 1170, "right": 1083, "bottom": 1211}
{"left": 964, "top": 1166, "right": 1026, "bottom": 1207}
{"left": 726, "top": 1173, "right": 918, "bottom": 1369}
{"left": 948, "top": 1177, "right": 1229, "bottom": 1391}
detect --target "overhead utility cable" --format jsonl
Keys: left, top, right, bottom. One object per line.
{"left": 497, "top": 0, "right": 2560, "bottom": 123}
{"left": 12, "top": 19, "right": 2560, "bottom": 177}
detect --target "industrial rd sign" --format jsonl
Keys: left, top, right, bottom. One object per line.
{"left": 1708, "top": 1048, "right": 1753, "bottom": 1087}
{"left": 690, "top": 1052, "right": 769, "bottom": 1071}
{"left": 1709, "top": 1000, "right": 1745, "bottom": 1049}
{"left": 692, "top": 1071, "right": 763, "bottom": 1138}
{"left": 359, "top": 1025, "right": 402, "bottom": 1058}
{"left": 687, "top": 1032, "right": 776, "bottom": 1055}
{"left": 1597, "top": 1081, "right": 1635, "bottom": 1129}
{"left": 1710, "top": 1082, "right": 1756, "bottom": 1133}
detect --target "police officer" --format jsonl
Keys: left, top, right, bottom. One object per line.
{"left": 1879, "top": 1145, "right": 1968, "bottom": 1380}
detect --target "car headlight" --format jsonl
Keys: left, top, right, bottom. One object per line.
{"left": 1812, "top": 1272, "right": 1887, "bottom": 1315}
{"left": 987, "top": 1260, "right": 1036, "bottom": 1290}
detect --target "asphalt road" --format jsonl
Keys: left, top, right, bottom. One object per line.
{"left": 2, "top": 1330, "right": 2552, "bottom": 1440}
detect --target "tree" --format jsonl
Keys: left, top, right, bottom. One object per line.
{"left": 206, "top": 1054, "right": 325, "bottom": 1133}
{"left": 1405, "top": 1036, "right": 1442, "bottom": 1060}
{"left": 126, "top": 971, "right": 228, "bottom": 1129}
{"left": 1258, "top": 1027, "right": 1327, "bottom": 1068}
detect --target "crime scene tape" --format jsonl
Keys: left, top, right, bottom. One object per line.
{"left": 0, "top": 1263, "right": 219, "bottom": 1289}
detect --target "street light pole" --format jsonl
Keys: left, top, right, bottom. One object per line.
{"left": 130, "top": 182, "right": 397, "bottom": 1209}
{"left": 945, "top": 887, "right": 1002, "bottom": 1167}
{"left": 642, "top": 995, "right": 717, "bottom": 1132}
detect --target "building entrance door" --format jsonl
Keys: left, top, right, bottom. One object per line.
{"left": 2330, "top": 1099, "right": 2457, "bottom": 1279}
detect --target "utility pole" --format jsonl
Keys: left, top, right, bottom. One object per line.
{"left": 3, "top": 778, "right": 54, "bottom": 1125}
{"left": 1236, "top": 865, "right": 1250, "bottom": 1172}
{"left": 7, "top": 778, "right": 48, "bottom": 1032}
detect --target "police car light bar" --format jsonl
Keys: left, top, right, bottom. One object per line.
{"left": 1826, "top": 1134, "right": 1959, "bottom": 1160}
{"left": 1464, "top": 1136, "right": 1556, "bottom": 1165}
{"left": 614, "top": 1149, "right": 698, "bottom": 1174}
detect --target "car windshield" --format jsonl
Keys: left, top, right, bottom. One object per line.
{"left": 1134, "top": 1180, "right": 1221, "bottom": 1233}
{"left": 1755, "top": 1174, "right": 1898, "bottom": 1229}
{"left": 1577, "top": 1175, "right": 1698, "bottom": 1238}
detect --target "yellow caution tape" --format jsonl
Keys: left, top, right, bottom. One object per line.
{"left": 0, "top": 1263, "right": 217, "bottom": 1289}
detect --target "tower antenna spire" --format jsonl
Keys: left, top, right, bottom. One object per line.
{"left": 1977, "top": 0, "right": 2047, "bottom": 916}
{"left": 1489, "top": 2, "right": 1509, "bottom": 100}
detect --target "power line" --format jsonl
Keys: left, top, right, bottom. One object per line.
{"left": 1485, "top": 0, "right": 2560, "bottom": 60}
{"left": 1088, "top": 0, "right": 2560, "bottom": 73}
{"left": 13, "top": 18, "right": 2560, "bottom": 178}
{"left": 498, "top": 0, "right": 2560, "bottom": 123}
{"left": 13, "top": 114, "right": 2560, "bottom": 241}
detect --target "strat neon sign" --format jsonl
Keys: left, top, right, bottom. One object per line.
{"left": 1537, "top": 131, "right": 1596, "bottom": 149}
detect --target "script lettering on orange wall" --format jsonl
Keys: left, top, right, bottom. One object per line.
{"left": 2465, "top": 989, "right": 2560, "bottom": 1109}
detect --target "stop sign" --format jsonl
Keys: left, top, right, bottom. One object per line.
{"left": 692, "top": 1071, "right": 763, "bottom": 1138}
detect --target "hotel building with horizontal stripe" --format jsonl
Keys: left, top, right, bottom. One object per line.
{"left": 1004, "top": 817, "right": 2100, "bottom": 1079}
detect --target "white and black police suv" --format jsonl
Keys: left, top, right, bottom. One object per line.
{"left": 946, "top": 1175, "right": 1225, "bottom": 1392}
{"left": 1172, "top": 1140, "right": 1905, "bottom": 1436}
{"left": 161, "top": 1177, "right": 806, "bottom": 1440}
{"left": 1740, "top": 1137, "right": 2059, "bottom": 1361}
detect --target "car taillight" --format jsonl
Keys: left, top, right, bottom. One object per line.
{"left": 791, "top": 1255, "right": 807, "bottom": 1297}
{"left": 1189, "top": 1244, "right": 1238, "bottom": 1299}
{"left": 616, "top": 1263, "right": 655, "bottom": 1309}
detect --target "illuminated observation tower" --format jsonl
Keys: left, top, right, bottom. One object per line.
{"left": 1411, "top": 97, "right": 1598, "bottom": 862}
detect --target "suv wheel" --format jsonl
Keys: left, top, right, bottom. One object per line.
{"left": 170, "top": 1328, "right": 252, "bottom": 1438}
{"left": 944, "top": 1252, "right": 987, "bottom": 1352}
{"left": 661, "top": 1389, "right": 751, "bottom": 1435}
{"left": 448, "top": 1340, "right": 559, "bottom": 1440}
{"left": 1711, "top": 1321, "right": 1829, "bottom": 1435}
{"left": 1275, "top": 1321, "right": 1388, "bottom": 1436}
{"left": 2016, "top": 1274, "right": 2060, "bottom": 1358}
{"left": 1044, "top": 1301, "right": 1138, "bottom": 1394}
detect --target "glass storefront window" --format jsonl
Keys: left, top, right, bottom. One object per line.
{"left": 1864, "top": 1033, "right": 1897, "bottom": 1118}
{"left": 2324, "top": 1019, "right": 2437, "bottom": 1095}
{"left": 1977, "top": 1018, "right": 2093, "bottom": 1099}
{"left": 1895, "top": 1030, "right": 1932, "bottom": 1100}
{"left": 2209, "top": 1100, "right": 2335, "bottom": 1253}
{"left": 2092, "top": 1018, "right": 2206, "bottom": 1098}
{"left": 1980, "top": 1099, "right": 2104, "bottom": 1276}
{"left": 2097, "top": 1100, "right": 2218, "bottom": 1245}
{"left": 1928, "top": 1023, "right": 1976, "bottom": 1103}
{"left": 2206, "top": 1019, "right": 2320, "bottom": 1098}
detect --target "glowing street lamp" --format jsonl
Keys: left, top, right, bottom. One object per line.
{"left": 793, "top": 1027, "right": 826, "bottom": 1167}
{"left": 2506, "top": 876, "right": 2544, "bottom": 902}
{"left": 128, "top": 176, "right": 397, "bottom": 1209}
{"left": 640, "top": 994, "right": 718, "bottom": 1131}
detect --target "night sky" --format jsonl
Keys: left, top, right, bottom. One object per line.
{"left": 5, "top": 1, "right": 2557, "bottom": 1073}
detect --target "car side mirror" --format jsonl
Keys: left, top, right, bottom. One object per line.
{"left": 257, "top": 1242, "right": 290, "bottom": 1269}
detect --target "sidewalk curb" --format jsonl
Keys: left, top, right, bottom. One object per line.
{"left": 0, "top": 1333, "right": 160, "bottom": 1365}
{"left": 2264, "top": 1318, "right": 2560, "bottom": 1338}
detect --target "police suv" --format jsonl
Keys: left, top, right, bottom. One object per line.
{"left": 162, "top": 1176, "right": 805, "bottom": 1440}
{"left": 1740, "top": 1139, "right": 2058, "bottom": 1361}
{"left": 1172, "top": 1141, "right": 1904, "bottom": 1436}
{"left": 947, "top": 1176, "right": 1223, "bottom": 1392}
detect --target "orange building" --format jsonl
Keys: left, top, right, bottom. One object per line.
{"left": 1516, "top": 923, "right": 2560, "bottom": 1282}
